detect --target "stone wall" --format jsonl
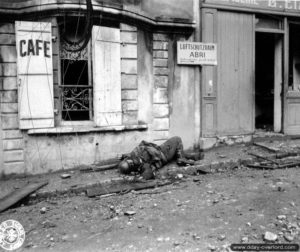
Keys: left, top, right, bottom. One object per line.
{"left": 120, "top": 23, "right": 138, "bottom": 125}
{"left": 0, "top": 22, "right": 25, "bottom": 174}
{"left": 152, "top": 33, "right": 170, "bottom": 145}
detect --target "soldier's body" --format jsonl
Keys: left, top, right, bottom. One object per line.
{"left": 118, "top": 136, "right": 203, "bottom": 179}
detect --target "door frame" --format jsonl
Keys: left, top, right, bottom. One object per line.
{"left": 255, "top": 25, "right": 285, "bottom": 133}
{"left": 283, "top": 18, "right": 300, "bottom": 135}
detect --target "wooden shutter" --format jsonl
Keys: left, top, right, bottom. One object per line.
{"left": 15, "top": 21, "right": 54, "bottom": 129}
{"left": 93, "top": 26, "right": 122, "bottom": 127}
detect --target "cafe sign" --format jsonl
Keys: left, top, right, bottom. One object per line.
{"left": 177, "top": 42, "right": 217, "bottom": 65}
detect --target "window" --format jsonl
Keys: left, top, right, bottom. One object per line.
{"left": 15, "top": 20, "right": 122, "bottom": 130}
{"left": 60, "top": 40, "right": 92, "bottom": 121}
{"left": 58, "top": 19, "right": 122, "bottom": 126}
{"left": 59, "top": 17, "right": 93, "bottom": 121}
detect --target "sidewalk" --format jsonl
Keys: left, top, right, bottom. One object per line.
{"left": 1, "top": 137, "right": 300, "bottom": 202}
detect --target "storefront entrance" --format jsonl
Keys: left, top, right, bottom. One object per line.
{"left": 201, "top": 1, "right": 300, "bottom": 138}
{"left": 255, "top": 32, "right": 283, "bottom": 133}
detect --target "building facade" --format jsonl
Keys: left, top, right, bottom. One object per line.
{"left": 1, "top": 0, "right": 300, "bottom": 176}
{"left": 0, "top": 0, "right": 197, "bottom": 176}
{"left": 200, "top": 0, "right": 300, "bottom": 146}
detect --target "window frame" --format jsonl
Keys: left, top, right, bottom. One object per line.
{"left": 57, "top": 33, "right": 94, "bottom": 127}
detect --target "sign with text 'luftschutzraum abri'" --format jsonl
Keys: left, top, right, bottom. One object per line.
{"left": 177, "top": 42, "right": 217, "bottom": 65}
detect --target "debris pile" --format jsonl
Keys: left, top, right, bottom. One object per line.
{"left": 247, "top": 142, "right": 300, "bottom": 170}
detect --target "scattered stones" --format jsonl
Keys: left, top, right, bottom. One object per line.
{"left": 115, "top": 209, "right": 122, "bottom": 215}
{"left": 61, "top": 173, "right": 71, "bottom": 179}
{"left": 246, "top": 222, "right": 251, "bottom": 227}
{"left": 213, "top": 199, "right": 219, "bottom": 204}
{"left": 277, "top": 215, "right": 286, "bottom": 220}
{"left": 157, "top": 237, "right": 164, "bottom": 242}
{"left": 277, "top": 186, "right": 285, "bottom": 192}
{"left": 208, "top": 244, "right": 217, "bottom": 251}
{"left": 264, "top": 231, "right": 277, "bottom": 242}
{"left": 284, "top": 234, "right": 294, "bottom": 242}
{"left": 147, "top": 226, "right": 153, "bottom": 233}
{"left": 173, "top": 241, "right": 181, "bottom": 246}
{"left": 61, "top": 235, "right": 69, "bottom": 242}
{"left": 137, "top": 223, "right": 143, "bottom": 229}
{"left": 290, "top": 202, "right": 296, "bottom": 207}
{"left": 213, "top": 213, "right": 221, "bottom": 219}
{"left": 40, "top": 207, "right": 47, "bottom": 214}
{"left": 241, "top": 236, "right": 248, "bottom": 243}
{"left": 192, "top": 234, "right": 201, "bottom": 240}
{"left": 218, "top": 234, "right": 226, "bottom": 241}
{"left": 176, "top": 174, "right": 184, "bottom": 179}
{"left": 124, "top": 211, "right": 136, "bottom": 216}
{"left": 42, "top": 220, "right": 56, "bottom": 228}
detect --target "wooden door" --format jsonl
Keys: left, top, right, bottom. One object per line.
{"left": 216, "top": 11, "right": 254, "bottom": 135}
{"left": 284, "top": 21, "right": 300, "bottom": 135}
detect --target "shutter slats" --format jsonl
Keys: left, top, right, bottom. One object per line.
{"left": 15, "top": 21, "right": 54, "bottom": 129}
{"left": 93, "top": 26, "right": 122, "bottom": 127}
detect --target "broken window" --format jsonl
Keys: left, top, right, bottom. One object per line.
{"left": 59, "top": 18, "right": 93, "bottom": 121}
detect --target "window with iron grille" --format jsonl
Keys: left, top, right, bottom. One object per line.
{"left": 59, "top": 17, "right": 93, "bottom": 122}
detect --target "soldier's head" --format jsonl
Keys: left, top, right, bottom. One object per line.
{"left": 118, "top": 159, "right": 133, "bottom": 174}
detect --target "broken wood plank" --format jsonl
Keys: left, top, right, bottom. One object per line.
{"left": 86, "top": 180, "right": 172, "bottom": 197}
{"left": 80, "top": 163, "right": 118, "bottom": 173}
{"left": 0, "top": 181, "right": 48, "bottom": 213}
{"left": 248, "top": 152, "right": 279, "bottom": 165}
{"left": 247, "top": 161, "right": 300, "bottom": 170}
{"left": 278, "top": 161, "right": 300, "bottom": 168}
{"left": 253, "top": 142, "right": 280, "bottom": 153}
{"left": 275, "top": 152, "right": 299, "bottom": 159}
{"left": 247, "top": 164, "right": 276, "bottom": 170}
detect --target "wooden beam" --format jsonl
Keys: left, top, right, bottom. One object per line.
{"left": 274, "top": 34, "right": 283, "bottom": 132}
{"left": 86, "top": 180, "right": 172, "bottom": 198}
{"left": 0, "top": 181, "right": 48, "bottom": 213}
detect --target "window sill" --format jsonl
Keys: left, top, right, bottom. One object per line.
{"left": 27, "top": 124, "right": 148, "bottom": 135}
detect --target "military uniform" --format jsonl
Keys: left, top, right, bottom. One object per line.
{"left": 121, "top": 136, "right": 184, "bottom": 178}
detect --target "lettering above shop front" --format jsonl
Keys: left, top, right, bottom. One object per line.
{"left": 19, "top": 39, "right": 51, "bottom": 58}
{"left": 205, "top": 0, "right": 300, "bottom": 12}
{"left": 177, "top": 42, "right": 217, "bottom": 65}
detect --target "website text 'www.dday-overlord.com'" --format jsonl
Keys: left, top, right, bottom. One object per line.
{"left": 230, "top": 243, "right": 299, "bottom": 251}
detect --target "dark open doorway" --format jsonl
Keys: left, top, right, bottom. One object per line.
{"left": 255, "top": 32, "right": 282, "bottom": 132}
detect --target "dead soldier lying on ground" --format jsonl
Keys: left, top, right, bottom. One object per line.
{"left": 118, "top": 136, "right": 204, "bottom": 180}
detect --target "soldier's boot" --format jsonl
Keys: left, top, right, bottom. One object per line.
{"left": 184, "top": 151, "right": 204, "bottom": 161}
{"left": 176, "top": 158, "right": 195, "bottom": 166}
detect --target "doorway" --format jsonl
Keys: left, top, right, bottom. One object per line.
{"left": 255, "top": 32, "right": 283, "bottom": 132}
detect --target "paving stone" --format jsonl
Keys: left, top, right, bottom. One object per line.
{"left": 264, "top": 231, "right": 278, "bottom": 242}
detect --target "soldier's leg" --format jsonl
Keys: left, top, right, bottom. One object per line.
{"left": 160, "top": 136, "right": 184, "bottom": 162}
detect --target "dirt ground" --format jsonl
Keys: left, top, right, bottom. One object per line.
{"left": 1, "top": 165, "right": 299, "bottom": 252}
